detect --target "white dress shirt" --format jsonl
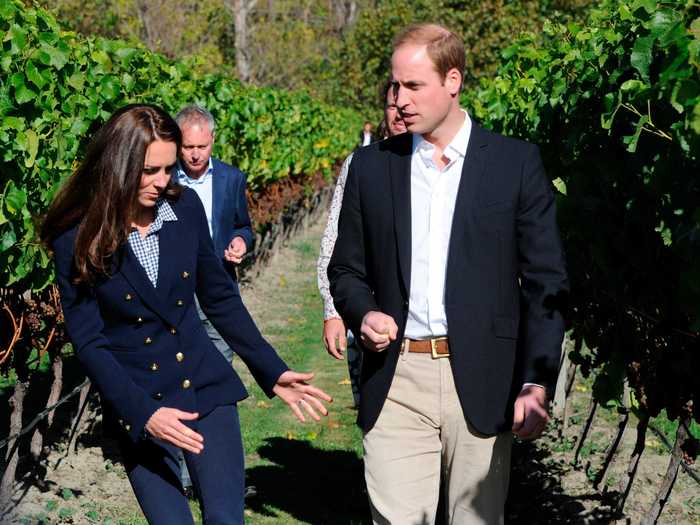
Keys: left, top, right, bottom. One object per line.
{"left": 404, "top": 111, "right": 472, "bottom": 340}
{"left": 176, "top": 158, "right": 214, "bottom": 237}
{"left": 362, "top": 131, "right": 372, "bottom": 146}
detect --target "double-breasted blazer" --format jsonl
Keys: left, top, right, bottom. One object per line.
{"left": 53, "top": 188, "right": 287, "bottom": 446}
{"left": 328, "top": 124, "right": 569, "bottom": 436}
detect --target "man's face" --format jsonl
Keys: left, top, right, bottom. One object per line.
{"left": 385, "top": 89, "right": 407, "bottom": 137}
{"left": 180, "top": 121, "right": 213, "bottom": 178}
{"left": 391, "top": 44, "right": 458, "bottom": 136}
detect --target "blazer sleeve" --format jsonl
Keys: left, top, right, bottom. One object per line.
{"left": 516, "top": 145, "right": 569, "bottom": 393}
{"left": 328, "top": 156, "right": 380, "bottom": 336}
{"left": 230, "top": 170, "right": 253, "bottom": 251}
{"left": 53, "top": 231, "right": 160, "bottom": 444}
{"left": 192, "top": 195, "right": 288, "bottom": 396}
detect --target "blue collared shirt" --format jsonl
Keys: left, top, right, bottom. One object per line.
{"left": 128, "top": 198, "right": 178, "bottom": 288}
{"left": 175, "top": 158, "right": 214, "bottom": 237}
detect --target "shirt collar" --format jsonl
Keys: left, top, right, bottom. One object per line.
{"left": 147, "top": 198, "right": 178, "bottom": 234}
{"left": 176, "top": 157, "right": 214, "bottom": 184}
{"left": 411, "top": 110, "right": 472, "bottom": 165}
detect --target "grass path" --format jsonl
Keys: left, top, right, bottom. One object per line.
{"left": 235, "top": 218, "right": 369, "bottom": 524}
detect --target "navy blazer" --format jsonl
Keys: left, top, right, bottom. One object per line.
{"left": 210, "top": 158, "right": 253, "bottom": 278}
{"left": 53, "top": 188, "right": 287, "bottom": 446}
{"left": 329, "top": 125, "right": 569, "bottom": 436}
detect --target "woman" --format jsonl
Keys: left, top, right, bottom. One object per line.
{"left": 42, "top": 104, "right": 331, "bottom": 525}
{"left": 317, "top": 79, "right": 406, "bottom": 406}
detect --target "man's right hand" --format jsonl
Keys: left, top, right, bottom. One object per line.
{"left": 360, "top": 311, "right": 398, "bottom": 352}
{"left": 323, "top": 318, "right": 347, "bottom": 360}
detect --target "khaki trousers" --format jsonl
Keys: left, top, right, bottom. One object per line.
{"left": 363, "top": 351, "right": 512, "bottom": 525}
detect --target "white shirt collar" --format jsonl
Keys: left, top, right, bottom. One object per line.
{"left": 176, "top": 157, "right": 214, "bottom": 184}
{"left": 411, "top": 110, "right": 472, "bottom": 166}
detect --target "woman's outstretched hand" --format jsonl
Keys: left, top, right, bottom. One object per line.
{"left": 273, "top": 370, "right": 333, "bottom": 422}
{"left": 145, "top": 407, "right": 204, "bottom": 453}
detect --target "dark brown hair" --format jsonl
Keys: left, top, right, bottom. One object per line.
{"left": 393, "top": 23, "right": 465, "bottom": 90}
{"left": 41, "top": 104, "right": 182, "bottom": 284}
{"left": 377, "top": 77, "right": 395, "bottom": 139}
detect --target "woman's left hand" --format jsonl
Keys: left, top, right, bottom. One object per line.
{"left": 273, "top": 370, "right": 333, "bottom": 422}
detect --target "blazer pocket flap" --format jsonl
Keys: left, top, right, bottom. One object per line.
{"left": 493, "top": 316, "right": 519, "bottom": 339}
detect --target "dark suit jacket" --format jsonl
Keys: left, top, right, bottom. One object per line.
{"left": 328, "top": 124, "right": 569, "bottom": 436}
{"left": 53, "top": 188, "right": 287, "bottom": 448}
{"left": 209, "top": 158, "right": 253, "bottom": 280}
{"left": 358, "top": 131, "right": 375, "bottom": 148}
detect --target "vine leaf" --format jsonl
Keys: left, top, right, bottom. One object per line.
{"left": 631, "top": 35, "right": 655, "bottom": 83}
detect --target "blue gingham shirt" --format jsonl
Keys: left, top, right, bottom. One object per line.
{"left": 128, "top": 199, "right": 178, "bottom": 287}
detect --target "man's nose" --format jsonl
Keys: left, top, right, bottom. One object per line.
{"left": 394, "top": 86, "right": 409, "bottom": 112}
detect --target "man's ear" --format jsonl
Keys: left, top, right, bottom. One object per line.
{"left": 445, "top": 68, "right": 462, "bottom": 97}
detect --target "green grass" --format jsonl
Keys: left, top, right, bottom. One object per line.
{"left": 11, "top": 228, "right": 369, "bottom": 524}
{"left": 226, "top": 236, "right": 369, "bottom": 524}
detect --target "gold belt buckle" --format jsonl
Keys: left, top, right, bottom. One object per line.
{"left": 430, "top": 336, "right": 449, "bottom": 359}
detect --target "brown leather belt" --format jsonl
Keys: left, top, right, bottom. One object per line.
{"left": 401, "top": 337, "right": 450, "bottom": 358}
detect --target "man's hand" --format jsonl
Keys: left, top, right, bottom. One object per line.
{"left": 145, "top": 407, "right": 204, "bottom": 453}
{"left": 224, "top": 236, "right": 247, "bottom": 264}
{"left": 512, "top": 385, "right": 549, "bottom": 440}
{"left": 323, "top": 318, "right": 347, "bottom": 360}
{"left": 273, "top": 370, "right": 333, "bottom": 423}
{"left": 360, "top": 311, "right": 398, "bottom": 352}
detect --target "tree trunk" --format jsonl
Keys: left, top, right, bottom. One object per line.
{"left": 616, "top": 413, "right": 649, "bottom": 515}
{"left": 0, "top": 381, "right": 28, "bottom": 504}
{"left": 228, "top": 0, "right": 258, "bottom": 83}
{"left": 640, "top": 415, "right": 690, "bottom": 524}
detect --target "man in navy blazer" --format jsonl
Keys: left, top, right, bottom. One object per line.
{"left": 329, "top": 24, "right": 568, "bottom": 523}
{"left": 174, "top": 105, "right": 253, "bottom": 363}
{"left": 174, "top": 105, "right": 254, "bottom": 493}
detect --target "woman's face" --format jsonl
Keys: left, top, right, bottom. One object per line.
{"left": 138, "top": 140, "right": 177, "bottom": 209}
{"left": 385, "top": 89, "right": 407, "bottom": 137}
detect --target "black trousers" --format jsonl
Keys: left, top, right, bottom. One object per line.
{"left": 119, "top": 404, "right": 245, "bottom": 525}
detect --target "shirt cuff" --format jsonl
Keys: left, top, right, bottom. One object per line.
{"left": 521, "top": 383, "right": 545, "bottom": 391}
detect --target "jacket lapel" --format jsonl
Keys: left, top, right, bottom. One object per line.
{"left": 211, "top": 159, "right": 225, "bottom": 247}
{"left": 445, "top": 123, "right": 488, "bottom": 297}
{"left": 389, "top": 134, "right": 413, "bottom": 297}
{"left": 156, "top": 219, "right": 178, "bottom": 303}
{"left": 118, "top": 244, "right": 177, "bottom": 327}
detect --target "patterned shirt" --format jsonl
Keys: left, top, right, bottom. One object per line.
{"left": 128, "top": 199, "right": 178, "bottom": 288}
{"left": 317, "top": 152, "right": 353, "bottom": 320}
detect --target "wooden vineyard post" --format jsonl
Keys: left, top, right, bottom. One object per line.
{"left": 573, "top": 397, "right": 598, "bottom": 466}
{"left": 67, "top": 381, "right": 93, "bottom": 455}
{"left": 616, "top": 413, "right": 649, "bottom": 516}
{"left": 0, "top": 380, "right": 28, "bottom": 504}
{"left": 29, "top": 351, "right": 64, "bottom": 461}
{"left": 640, "top": 414, "right": 691, "bottom": 525}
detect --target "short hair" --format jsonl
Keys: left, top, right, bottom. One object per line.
{"left": 379, "top": 77, "right": 393, "bottom": 106}
{"left": 175, "top": 104, "right": 216, "bottom": 134}
{"left": 392, "top": 23, "right": 465, "bottom": 89}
